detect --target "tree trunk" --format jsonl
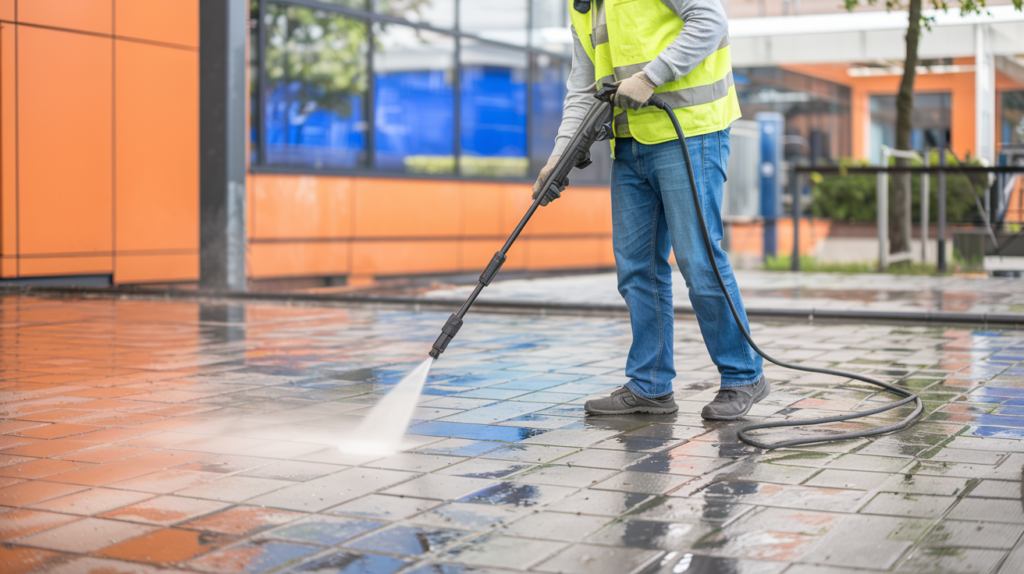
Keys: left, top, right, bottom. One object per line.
{"left": 891, "top": 0, "right": 922, "bottom": 256}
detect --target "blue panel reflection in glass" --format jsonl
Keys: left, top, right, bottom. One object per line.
{"left": 265, "top": 81, "right": 367, "bottom": 169}
{"left": 374, "top": 70, "right": 454, "bottom": 173}
{"left": 460, "top": 60, "right": 527, "bottom": 178}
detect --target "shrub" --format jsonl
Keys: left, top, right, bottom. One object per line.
{"left": 810, "top": 151, "right": 986, "bottom": 225}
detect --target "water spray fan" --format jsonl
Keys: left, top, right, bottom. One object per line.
{"left": 426, "top": 87, "right": 923, "bottom": 450}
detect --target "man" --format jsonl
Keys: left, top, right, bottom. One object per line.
{"left": 534, "top": 0, "right": 767, "bottom": 420}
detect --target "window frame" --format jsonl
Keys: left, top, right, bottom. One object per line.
{"left": 250, "top": 0, "right": 572, "bottom": 183}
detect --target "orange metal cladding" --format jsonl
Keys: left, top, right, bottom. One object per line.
{"left": 17, "top": 25, "right": 113, "bottom": 276}
{"left": 114, "top": 38, "right": 199, "bottom": 284}
{"left": 0, "top": 1, "right": 199, "bottom": 282}
{"left": 17, "top": 0, "right": 113, "bottom": 35}
{"left": 249, "top": 174, "right": 615, "bottom": 280}
{"left": 1, "top": 20, "right": 15, "bottom": 277}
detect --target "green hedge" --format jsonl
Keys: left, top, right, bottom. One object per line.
{"left": 811, "top": 151, "right": 986, "bottom": 224}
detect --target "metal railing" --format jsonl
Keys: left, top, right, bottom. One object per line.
{"left": 792, "top": 157, "right": 1024, "bottom": 273}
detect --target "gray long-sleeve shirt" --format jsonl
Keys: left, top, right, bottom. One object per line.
{"left": 552, "top": 0, "right": 729, "bottom": 156}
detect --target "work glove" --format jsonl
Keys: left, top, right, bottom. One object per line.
{"left": 614, "top": 71, "right": 657, "bottom": 110}
{"left": 532, "top": 154, "right": 564, "bottom": 206}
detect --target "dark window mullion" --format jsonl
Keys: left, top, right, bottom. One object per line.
{"left": 365, "top": 15, "right": 375, "bottom": 170}
{"left": 454, "top": 0, "right": 462, "bottom": 176}
{"left": 257, "top": 0, "right": 268, "bottom": 166}
{"left": 526, "top": 0, "right": 534, "bottom": 178}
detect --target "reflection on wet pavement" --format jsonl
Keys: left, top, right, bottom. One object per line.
{"left": 1, "top": 293, "right": 1023, "bottom": 573}
{"left": 426, "top": 271, "right": 1024, "bottom": 316}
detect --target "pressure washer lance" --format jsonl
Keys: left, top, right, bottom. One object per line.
{"left": 428, "top": 86, "right": 924, "bottom": 450}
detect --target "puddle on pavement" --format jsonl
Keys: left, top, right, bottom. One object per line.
{"left": 458, "top": 482, "right": 544, "bottom": 507}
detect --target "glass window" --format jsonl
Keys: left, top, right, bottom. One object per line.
{"left": 531, "top": 0, "right": 572, "bottom": 56}
{"left": 460, "top": 40, "right": 528, "bottom": 178}
{"left": 530, "top": 53, "right": 567, "bottom": 177}
{"left": 460, "top": 0, "right": 528, "bottom": 46}
{"left": 374, "top": 0, "right": 455, "bottom": 29}
{"left": 734, "top": 67, "right": 851, "bottom": 164}
{"left": 373, "top": 24, "right": 456, "bottom": 174}
{"left": 264, "top": 4, "right": 369, "bottom": 169}
{"left": 869, "top": 93, "right": 950, "bottom": 164}
{"left": 1002, "top": 91, "right": 1024, "bottom": 147}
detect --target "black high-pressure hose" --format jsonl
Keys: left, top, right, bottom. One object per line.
{"left": 645, "top": 95, "right": 924, "bottom": 449}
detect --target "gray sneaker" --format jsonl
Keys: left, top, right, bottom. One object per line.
{"left": 701, "top": 376, "right": 770, "bottom": 421}
{"left": 584, "top": 386, "right": 679, "bottom": 415}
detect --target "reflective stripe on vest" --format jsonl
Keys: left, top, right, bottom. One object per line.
{"left": 570, "top": 0, "right": 741, "bottom": 145}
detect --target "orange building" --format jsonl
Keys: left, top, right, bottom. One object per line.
{"left": 1, "top": 2, "right": 1021, "bottom": 287}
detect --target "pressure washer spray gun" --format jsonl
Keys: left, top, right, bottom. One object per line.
{"left": 428, "top": 86, "right": 618, "bottom": 361}
{"left": 427, "top": 87, "right": 923, "bottom": 451}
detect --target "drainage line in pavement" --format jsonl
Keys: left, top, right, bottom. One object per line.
{"left": 4, "top": 285, "right": 1023, "bottom": 328}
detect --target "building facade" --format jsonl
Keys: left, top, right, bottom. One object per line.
{"left": 0, "top": 1, "right": 1021, "bottom": 286}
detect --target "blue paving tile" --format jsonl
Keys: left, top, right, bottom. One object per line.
{"left": 195, "top": 541, "right": 321, "bottom": 573}
{"left": 287, "top": 551, "right": 406, "bottom": 573}
{"left": 344, "top": 525, "right": 470, "bottom": 556}
{"left": 968, "top": 425, "right": 1024, "bottom": 439}
{"left": 267, "top": 517, "right": 384, "bottom": 546}
{"left": 971, "top": 387, "right": 1024, "bottom": 398}
{"left": 408, "top": 421, "right": 548, "bottom": 442}
{"left": 413, "top": 440, "right": 505, "bottom": 457}
{"left": 457, "top": 482, "right": 547, "bottom": 507}
{"left": 964, "top": 414, "right": 1024, "bottom": 428}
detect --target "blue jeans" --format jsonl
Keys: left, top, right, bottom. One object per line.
{"left": 612, "top": 130, "right": 763, "bottom": 399}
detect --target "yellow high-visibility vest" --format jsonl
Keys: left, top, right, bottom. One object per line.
{"left": 570, "top": 0, "right": 741, "bottom": 144}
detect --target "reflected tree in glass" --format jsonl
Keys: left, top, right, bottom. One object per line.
{"left": 264, "top": 4, "right": 369, "bottom": 168}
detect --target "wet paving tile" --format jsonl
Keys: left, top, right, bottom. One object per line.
{"left": 500, "top": 511, "right": 610, "bottom": 542}
{"left": 1, "top": 294, "right": 1023, "bottom": 573}
{"left": 289, "top": 551, "right": 409, "bottom": 573}
{"left": 0, "top": 508, "right": 79, "bottom": 539}
{"left": 327, "top": 494, "right": 440, "bottom": 521}
{"left": 186, "top": 539, "right": 321, "bottom": 573}
{"left": 97, "top": 527, "right": 236, "bottom": 564}
{"left": 99, "top": 494, "right": 230, "bottom": 525}
{"left": 0, "top": 545, "right": 67, "bottom": 574}
{"left": 265, "top": 516, "right": 384, "bottom": 546}
{"left": 344, "top": 524, "right": 471, "bottom": 555}
{"left": 442, "top": 534, "right": 566, "bottom": 569}
{"left": 533, "top": 542, "right": 662, "bottom": 574}
{"left": 181, "top": 505, "right": 307, "bottom": 536}
{"left": 409, "top": 502, "right": 526, "bottom": 531}
{"left": 12, "top": 516, "right": 156, "bottom": 554}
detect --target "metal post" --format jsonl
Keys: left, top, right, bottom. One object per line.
{"left": 791, "top": 168, "right": 801, "bottom": 272}
{"left": 921, "top": 151, "right": 930, "bottom": 264}
{"left": 878, "top": 147, "right": 890, "bottom": 270}
{"left": 937, "top": 149, "right": 947, "bottom": 272}
{"left": 200, "top": 0, "right": 248, "bottom": 291}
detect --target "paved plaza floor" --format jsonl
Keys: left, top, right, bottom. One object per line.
{"left": 424, "top": 270, "right": 1024, "bottom": 317}
{"left": 1, "top": 292, "right": 1024, "bottom": 573}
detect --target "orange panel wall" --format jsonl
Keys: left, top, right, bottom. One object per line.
{"left": 18, "top": 0, "right": 113, "bottom": 35}
{"left": 115, "top": 0, "right": 198, "bottom": 48}
{"left": 249, "top": 173, "right": 614, "bottom": 281}
{"left": 0, "top": 2, "right": 199, "bottom": 282}
{"left": 246, "top": 174, "right": 614, "bottom": 281}
{"left": 114, "top": 38, "right": 198, "bottom": 283}
{"left": 17, "top": 26, "right": 112, "bottom": 273}
{"left": 1, "top": 23, "right": 15, "bottom": 277}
